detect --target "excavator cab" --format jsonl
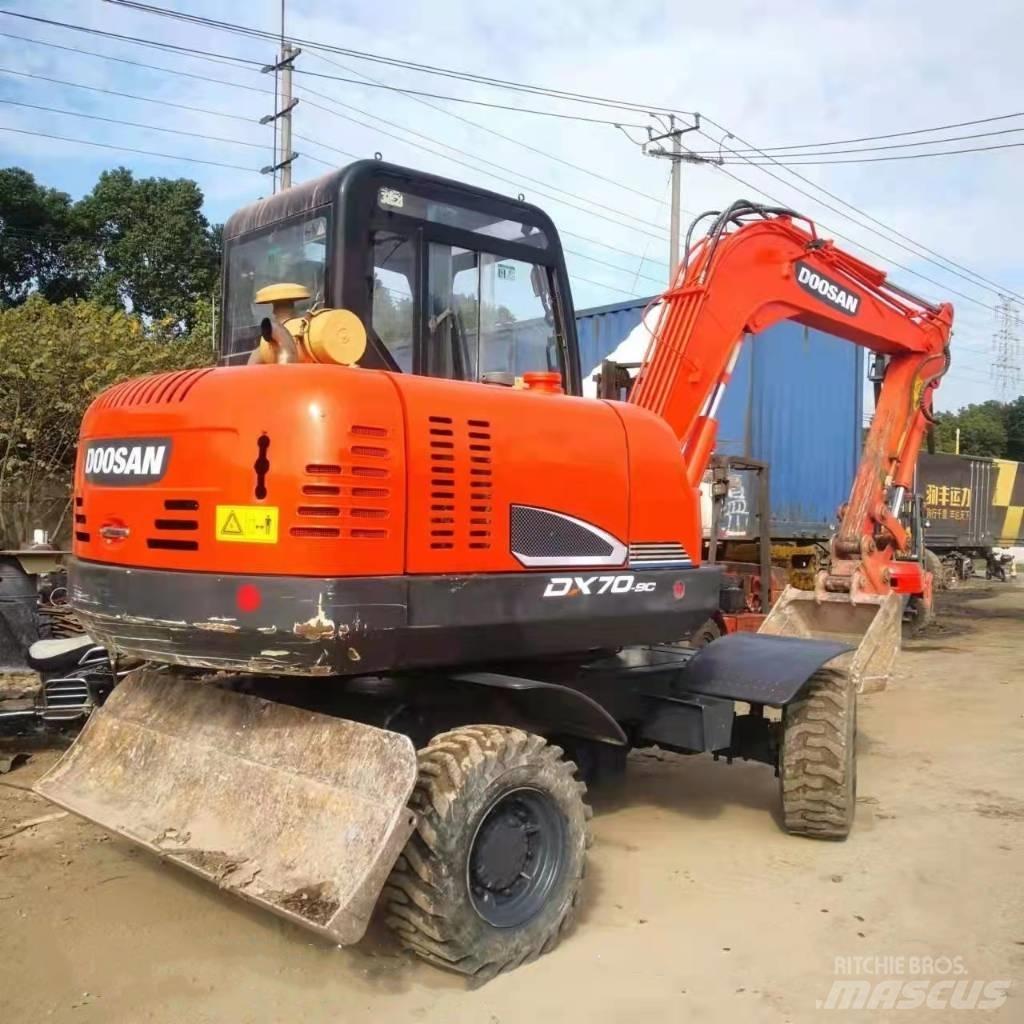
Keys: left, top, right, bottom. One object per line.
{"left": 220, "top": 160, "right": 582, "bottom": 391}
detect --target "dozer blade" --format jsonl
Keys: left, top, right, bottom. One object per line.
{"left": 757, "top": 586, "right": 903, "bottom": 693}
{"left": 34, "top": 669, "right": 418, "bottom": 944}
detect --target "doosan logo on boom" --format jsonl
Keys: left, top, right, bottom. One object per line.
{"left": 794, "top": 261, "right": 861, "bottom": 316}
{"left": 84, "top": 438, "right": 172, "bottom": 484}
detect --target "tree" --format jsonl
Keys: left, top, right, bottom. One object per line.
{"left": 0, "top": 168, "right": 92, "bottom": 305}
{"left": 935, "top": 400, "right": 1009, "bottom": 457}
{"left": 0, "top": 166, "right": 224, "bottom": 329}
{"left": 76, "top": 168, "right": 221, "bottom": 330}
{"left": 0, "top": 296, "right": 212, "bottom": 546}
{"left": 1004, "top": 395, "right": 1024, "bottom": 461}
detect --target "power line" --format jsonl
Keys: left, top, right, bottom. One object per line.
{"left": 703, "top": 119, "right": 1024, "bottom": 308}
{"left": 709, "top": 125, "right": 1024, "bottom": 160}
{"left": 720, "top": 140, "right": 1024, "bottom": 165}
{"left": 295, "top": 128, "right": 674, "bottom": 285}
{"left": 0, "top": 126, "right": 261, "bottom": 172}
{"left": 567, "top": 274, "right": 642, "bottom": 299}
{"left": 0, "top": 10, "right": 648, "bottom": 128}
{"left": 3, "top": 28, "right": 674, "bottom": 247}
{"left": 698, "top": 116, "right": 1024, "bottom": 310}
{"left": 303, "top": 49, "right": 674, "bottom": 212}
{"left": 0, "top": 28, "right": 273, "bottom": 99}
{"left": 292, "top": 109, "right": 666, "bottom": 243}
{"left": 563, "top": 248, "right": 666, "bottom": 288}
{"left": 103, "top": 0, "right": 689, "bottom": 118}
{"left": 293, "top": 88, "right": 669, "bottom": 235}
{"left": 291, "top": 66, "right": 647, "bottom": 127}
{"left": 0, "top": 97, "right": 268, "bottom": 150}
{"left": 560, "top": 229, "right": 665, "bottom": 268}
{"left": 0, "top": 67, "right": 262, "bottom": 123}
{"left": 92, "top": 1, "right": 1024, "bottom": 312}
{"left": 700, "top": 155, "right": 1007, "bottom": 351}
{"left": 15, "top": 7, "right": 1021, "bottom": 321}
{"left": 0, "top": 13, "right": 258, "bottom": 69}
{"left": 690, "top": 110, "right": 1024, "bottom": 155}
{"left": 0, "top": 63, "right": 665, "bottom": 274}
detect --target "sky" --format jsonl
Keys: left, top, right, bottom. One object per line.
{"left": 0, "top": 0, "right": 1022, "bottom": 412}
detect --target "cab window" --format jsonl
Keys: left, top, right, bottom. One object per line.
{"left": 223, "top": 213, "right": 327, "bottom": 361}
{"left": 426, "top": 243, "right": 561, "bottom": 382}
{"left": 370, "top": 232, "right": 415, "bottom": 372}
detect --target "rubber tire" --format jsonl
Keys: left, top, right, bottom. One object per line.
{"left": 383, "top": 725, "right": 591, "bottom": 979}
{"left": 780, "top": 666, "right": 856, "bottom": 840}
{"left": 924, "top": 548, "right": 945, "bottom": 590}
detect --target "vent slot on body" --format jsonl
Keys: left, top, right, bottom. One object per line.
{"left": 147, "top": 502, "right": 203, "bottom": 551}
{"left": 147, "top": 538, "right": 198, "bottom": 552}
{"left": 429, "top": 419, "right": 493, "bottom": 551}
{"left": 296, "top": 427, "right": 392, "bottom": 541}
{"left": 97, "top": 368, "right": 213, "bottom": 408}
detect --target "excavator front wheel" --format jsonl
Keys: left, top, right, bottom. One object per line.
{"left": 779, "top": 666, "right": 857, "bottom": 840}
{"left": 383, "top": 725, "right": 591, "bottom": 979}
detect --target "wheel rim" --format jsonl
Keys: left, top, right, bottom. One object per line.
{"left": 467, "top": 786, "right": 568, "bottom": 928}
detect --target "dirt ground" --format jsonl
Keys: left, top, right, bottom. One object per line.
{"left": 1, "top": 582, "right": 1021, "bottom": 1022}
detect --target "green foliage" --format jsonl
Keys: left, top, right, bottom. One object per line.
{"left": 0, "top": 167, "right": 93, "bottom": 306}
{"left": 1004, "top": 396, "right": 1024, "bottom": 461}
{"left": 76, "top": 168, "right": 220, "bottom": 329}
{"left": 934, "top": 398, "right": 1020, "bottom": 458}
{"left": 0, "top": 165, "right": 222, "bottom": 329}
{"left": 0, "top": 296, "right": 213, "bottom": 545}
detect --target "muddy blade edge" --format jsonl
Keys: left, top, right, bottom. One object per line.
{"left": 32, "top": 669, "right": 418, "bottom": 944}
{"left": 759, "top": 586, "right": 903, "bottom": 693}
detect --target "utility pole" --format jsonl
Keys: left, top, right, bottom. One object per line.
{"left": 644, "top": 114, "right": 719, "bottom": 282}
{"left": 260, "top": 46, "right": 301, "bottom": 191}
{"left": 279, "top": 44, "right": 296, "bottom": 190}
{"left": 669, "top": 115, "right": 682, "bottom": 283}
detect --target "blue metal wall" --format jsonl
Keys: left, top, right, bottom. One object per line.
{"left": 575, "top": 297, "right": 864, "bottom": 538}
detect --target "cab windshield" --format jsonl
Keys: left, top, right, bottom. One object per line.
{"left": 369, "top": 187, "right": 563, "bottom": 381}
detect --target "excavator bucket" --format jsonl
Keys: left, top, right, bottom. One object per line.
{"left": 757, "top": 586, "right": 904, "bottom": 693}
{"left": 34, "top": 669, "right": 418, "bottom": 944}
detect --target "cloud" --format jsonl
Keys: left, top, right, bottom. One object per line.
{"left": 1, "top": 0, "right": 1021, "bottom": 408}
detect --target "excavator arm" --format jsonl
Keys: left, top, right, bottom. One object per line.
{"left": 630, "top": 201, "right": 953, "bottom": 598}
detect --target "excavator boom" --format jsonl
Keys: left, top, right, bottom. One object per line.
{"left": 631, "top": 201, "right": 953, "bottom": 686}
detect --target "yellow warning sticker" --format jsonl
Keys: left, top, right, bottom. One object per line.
{"left": 215, "top": 505, "right": 279, "bottom": 544}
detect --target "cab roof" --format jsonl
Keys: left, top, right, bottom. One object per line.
{"left": 222, "top": 159, "right": 560, "bottom": 242}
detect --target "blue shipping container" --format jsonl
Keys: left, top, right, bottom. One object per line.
{"left": 575, "top": 297, "right": 864, "bottom": 539}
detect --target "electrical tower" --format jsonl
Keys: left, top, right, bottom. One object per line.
{"left": 991, "top": 295, "right": 1022, "bottom": 399}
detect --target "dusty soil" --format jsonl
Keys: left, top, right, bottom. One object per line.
{"left": 1, "top": 582, "right": 1021, "bottom": 1022}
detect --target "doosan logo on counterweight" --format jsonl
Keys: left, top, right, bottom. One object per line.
{"left": 83, "top": 439, "right": 172, "bottom": 484}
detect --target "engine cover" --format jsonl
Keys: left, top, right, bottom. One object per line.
{"left": 72, "top": 363, "right": 710, "bottom": 674}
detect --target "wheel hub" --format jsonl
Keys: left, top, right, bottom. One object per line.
{"left": 467, "top": 787, "right": 568, "bottom": 928}
{"left": 472, "top": 807, "right": 530, "bottom": 891}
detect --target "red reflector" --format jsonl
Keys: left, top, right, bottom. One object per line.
{"left": 673, "top": 581, "right": 686, "bottom": 600}
{"left": 236, "top": 583, "right": 262, "bottom": 613}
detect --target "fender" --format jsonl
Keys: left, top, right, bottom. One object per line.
{"left": 451, "top": 671, "right": 628, "bottom": 745}
{"left": 675, "top": 632, "right": 852, "bottom": 706}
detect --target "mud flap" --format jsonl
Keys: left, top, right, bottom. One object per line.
{"left": 34, "top": 669, "right": 418, "bottom": 944}
{"left": 757, "top": 586, "right": 903, "bottom": 693}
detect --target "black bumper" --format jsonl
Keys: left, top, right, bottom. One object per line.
{"left": 69, "top": 559, "right": 722, "bottom": 677}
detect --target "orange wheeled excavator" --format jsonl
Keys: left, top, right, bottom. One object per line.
{"left": 37, "top": 162, "right": 952, "bottom": 977}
